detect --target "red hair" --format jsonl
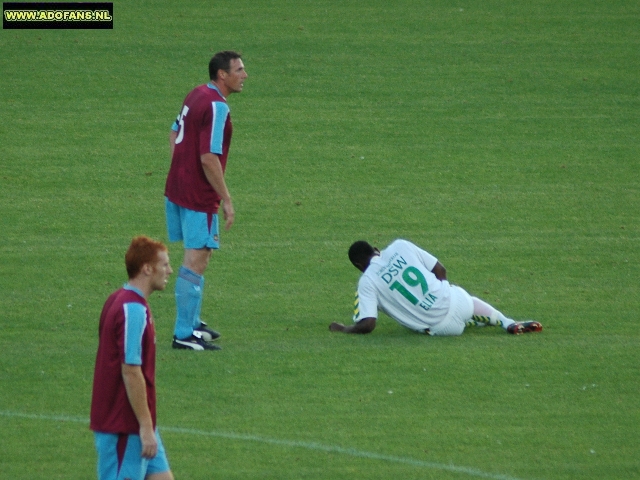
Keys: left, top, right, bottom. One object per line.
{"left": 125, "top": 236, "right": 168, "bottom": 279}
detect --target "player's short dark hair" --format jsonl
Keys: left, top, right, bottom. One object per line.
{"left": 125, "top": 236, "right": 167, "bottom": 279}
{"left": 209, "top": 51, "right": 242, "bottom": 80}
{"left": 348, "top": 241, "right": 375, "bottom": 269}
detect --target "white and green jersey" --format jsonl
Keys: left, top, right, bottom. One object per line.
{"left": 353, "top": 239, "right": 452, "bottom": 332}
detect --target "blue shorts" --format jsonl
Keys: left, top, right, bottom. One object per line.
{"left": 94, "top": 430, "right": 170, "bottom": 480}
{"left": 165, "top": 197, "right": 220, "bottom": 249}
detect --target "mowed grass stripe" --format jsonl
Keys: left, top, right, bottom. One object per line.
{"left": 0, "top": 410, "right": 522, "bottom": 480}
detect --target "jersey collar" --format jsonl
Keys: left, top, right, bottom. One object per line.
{"left": 123, "top": 283, "right": 145, "bottom": 299}
{"left": 207, "top": 82, "right": 226, "bottom": 100}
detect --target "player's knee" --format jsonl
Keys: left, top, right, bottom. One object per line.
{"left": 184, "top": 248, "right": 212, "bottom": 274}
{"left": 147, "top": 470, "right": 174, "bottom": 480}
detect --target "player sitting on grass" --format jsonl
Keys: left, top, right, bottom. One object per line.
{"left": 330, "top": 239, "right": 542, "bottom": 336}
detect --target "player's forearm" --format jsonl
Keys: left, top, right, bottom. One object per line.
{"left": 201, "top": 153, "right": 232, "bottom": 203}
{"left": 121, "top": 364, "right": 153, "bottom": 429}
{"left": 330, "top": 318, "right": 376, "bottom": 334}
{"left": 431, "top": 262, "right": 447, "bottom": 281}
{"left": 169, "top": 130, "right": 178, "bottom": 158}
{"left": 122, "top": 364, "right": 158, "bottom": 458}
{"left": 342, "top": 324, "right": 371, "bottom": 333}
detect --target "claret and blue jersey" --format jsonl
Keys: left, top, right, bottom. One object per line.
{"left": 165, "top": 82, "right": 233, "bottom": 214}
{"left": 90, "top": 284, "right": 157, "bottom": 434}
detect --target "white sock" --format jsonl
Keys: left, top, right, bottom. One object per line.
{"left": 471, "top": 297, "right": 515, "bottom": 329}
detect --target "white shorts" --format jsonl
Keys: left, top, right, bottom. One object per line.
{"left": 428, "top": 285, "right": 473, "bottom": 336}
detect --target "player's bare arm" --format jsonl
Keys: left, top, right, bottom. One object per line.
{"left": 329, "top": 317, "right": 376, "bottom": 334}
{"left": 169, "top": 129, "right": 178, "bottom": 159}
{"left": 201, "top": 152, "right": 235, "bottom": 230}
{"left": 121, "top": 364, "right": 158, "bottom": 459}
{"left": 431, "top": 261, "right": 447, "bottom": 281}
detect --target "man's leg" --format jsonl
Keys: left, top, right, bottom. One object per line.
{"left": 147, "top": 473, "right": 175, "bottom": 480}
{"left": 167, "top": 201, "right": 221, "bottom": 349}
{"left": 468, "top": 296, "right": 516, "bottom": 329}
{"left": 469, "top": 296, "right": 542, "bottom": 334}
{"left": 173, "top": 248, "right": 210, "bottom": 340}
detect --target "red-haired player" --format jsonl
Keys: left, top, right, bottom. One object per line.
{"left": 90, "top": 236, "right": 174, "bottom": 480}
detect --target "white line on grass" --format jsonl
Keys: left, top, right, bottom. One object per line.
{"left": 1, "top": 410, "right": 522, "bottom": 480}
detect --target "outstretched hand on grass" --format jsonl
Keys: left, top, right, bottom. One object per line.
{"left": 329, "top": 318, "right": 376, "bottom": 334}
{"left": 329, "top": 322, "right": 346, "bottom": 332}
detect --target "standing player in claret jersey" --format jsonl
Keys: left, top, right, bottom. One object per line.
{"left": 90, "top": 236, "right": 174, "bottom": 480}
{"left": 330, "top": 239, "right": 542, "bottom": 337}
{"left": 164, "top": 51, "right": 248, "bottom": 351}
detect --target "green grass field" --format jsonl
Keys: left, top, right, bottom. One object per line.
{"left": 1, "top": 1, "right": 639, "bottom": 478}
